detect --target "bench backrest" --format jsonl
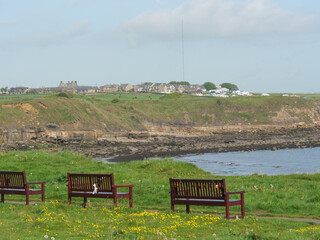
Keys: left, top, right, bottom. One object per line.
{"left": 0, "top": 171, "right": 26, "bottom": 189}
{"left": 67, "top": 173, "right": 114, "bottom": 192}
{"left": 169, "top": 178, "right": 226, "bottom": 200}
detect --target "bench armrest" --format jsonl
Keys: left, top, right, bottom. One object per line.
{"left": 113, "top": 184, "right": 134, "bottom": 188}
{"left": 26, "top": 182, "right": 46, "bottom": 185}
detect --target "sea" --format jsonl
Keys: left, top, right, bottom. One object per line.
{"left": 173, "top": 147, "right": 320, "bottom": 176}
{"left": 99, "top": 147, "right": 320, "bottom": 176}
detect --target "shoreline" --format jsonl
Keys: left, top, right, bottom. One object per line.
{"left": 68, "top": 125, "right": 320, "bottom": 160}
{"left": 2, "top": 125, "right": 320, "bottom": 160}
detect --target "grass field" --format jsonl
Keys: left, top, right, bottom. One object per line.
{"left": 1, "top": 92, "right": 319, "bottom": 130}
{"left": 0, "top": 151, "right": 320, "bottom": 239}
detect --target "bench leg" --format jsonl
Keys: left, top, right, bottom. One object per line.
{"left": 1, "top": 194, "right": 4, "bottom": 203}
{"left": 83, "top": 197, "right": 87, "bottom": 208}
{"left": 241, "top": 204, "right": 245, "bottom": 218}
{"left": 226, "top": 204, "right": 230, "bottom": 220}
{"left": 114, "top": 197, "right": 117, "bottom": 207}
{"left": 42, "top": 184, "right": 45, "bottom": 202}
{"left": 241, "top": 194, "right": 245, "bottom": 218}
{"left": 68, "top": 194, "right": 71, "bottom": 204}
{"left": 186, "top": 205, "right": 190, "bottom": 214}
{"left": 171, "top": 203, "right": 175, "bottom": 212}
{"left": 129, "top": 187, "right": 133, "bottom": 208}
{"left": 26, "top": 193, "right": 29, "bottom": 205}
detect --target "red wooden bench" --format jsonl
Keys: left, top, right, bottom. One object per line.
{"left": 169, "top": 178, "right": 245, "bottom": 219}
{"left": 67, "top": 173, "right": 134, "bottom": 208}
{"left": 0, "top": 171, "right": 46, "bottom": 205}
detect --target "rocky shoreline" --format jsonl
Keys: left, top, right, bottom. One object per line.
{"left": 2, "top": 124, "right": 320, "bottom": 161}
{"left": 65, "top": 125, "right": 320, "bottom": 161}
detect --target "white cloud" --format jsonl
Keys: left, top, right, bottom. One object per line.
{"left": 124, "top": 0, "right": 319, "bottom": 41}
{"left": 2, "top": 20, "right": 90, "bottom": 48}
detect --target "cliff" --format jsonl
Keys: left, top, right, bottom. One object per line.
{"left": 1, "top": 94, "right": 320, "bottom": 157}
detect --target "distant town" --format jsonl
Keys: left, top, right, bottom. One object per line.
{"left": 1, "top": 81, "right": 267, "bottom": 97}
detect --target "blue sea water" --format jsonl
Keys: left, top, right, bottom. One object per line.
{"left": 173, "top": 147, "right": 320, "bottom": 176}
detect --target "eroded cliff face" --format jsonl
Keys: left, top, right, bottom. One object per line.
{"left": 0, "top": 127, "right": 105, "bottom": 146}
{"left": 1, "top": 99, "right": 320, "bottom": 157}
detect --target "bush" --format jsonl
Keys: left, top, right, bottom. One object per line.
{"left": 56, "top": 91, "right": 73, "bottom": 98}
{"left": 111, "top": 98, "right": 120, "bottom": 103}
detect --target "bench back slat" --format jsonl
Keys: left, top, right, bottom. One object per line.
{"left": 170, "top": 178, "right": 226, "bottom": 200}
{"left": 0, "top": 171, "right": 26, "bottom": 189}
{"left": 68, "top": 173, "right": 114, "bottom": 192}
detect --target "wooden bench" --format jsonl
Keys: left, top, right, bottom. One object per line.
{"left": 67, "top": 173, "right": 134, "bottom": 208}
{"left": 169, "top": 178, "right": 245, "bottom": 219}
{"left": 0, "top": 171, "right": 46, "bottom": 205}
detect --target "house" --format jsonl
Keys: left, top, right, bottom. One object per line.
{"left": 100, "top": 84, "right": 119, "bottom": 93}
{"left": 9, "top": 87, "right": 29, "bottom": 94}
{"left": 172, "top": 84, "right": 188, "bottom": 93}
{"left": 186, "top": 84, "right": 206, "bottom": 94}
{"left": 148, "top": 83, "right": 163, "bottom": 92}
{"left": 133, "top": 84, "right": 145, "bottom": 93}
{"left": 76, "top": 86, "right": 99, "bottom": 93}
{"left": 159, "top": 84, "right": 175, "bottom": 93}
{"left": 119, "top": 84, "right": 133, "bottom": 92}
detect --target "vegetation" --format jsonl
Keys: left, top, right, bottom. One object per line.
{"left": 0, "top": 150, "right": 319, "bottom": 239}
{"left": 0, "top": 86, "right": 9, "bottom": 93}
{"left": 221, "top": 83, "right": 239, "bottom": 92}
{"left": 168, "top": 81, "right": 190, "bottom": 86}
{"left": 111, "top": 98, "right": 120, "bottom": 103}
{"left": 0, "top": 93, "right": 318, "bottom": 130}
{"left": 55, "top": 91, "right": 73, "bottom": 98}
{"left": 202, "top": 82, "right": 217, "bottom": 91}
{"left": 159, "top": 92, "right": 183, "bottom": 100}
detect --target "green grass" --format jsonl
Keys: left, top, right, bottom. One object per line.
{"left": 0, "top": 151, "right": 320, "bottom": 239}
{"left": 0, "top": 93, "right": 319, "bottom": 130}
{"left": 0, "top": 94, "right": 50, "bottom": 101}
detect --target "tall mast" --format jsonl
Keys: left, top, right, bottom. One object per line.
{"left": 181, "top": 18, "right": 185, "bottom": 82}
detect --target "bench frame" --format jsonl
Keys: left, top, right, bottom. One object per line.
{"left": 169, "top": 178, "right": 245, "bottom": 219}
{"left": 0, "top": 171, "right": 46, "bottom": 205}
{"left": 67, "top": 172, "right": 134, "bottom": 208}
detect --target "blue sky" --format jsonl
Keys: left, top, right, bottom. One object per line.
{"left": 1, "top": 0, "right": 319, "bottom": 93}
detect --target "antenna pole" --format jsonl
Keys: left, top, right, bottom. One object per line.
{"left": 181, "top": 18, "right": 185, "bottom": 82}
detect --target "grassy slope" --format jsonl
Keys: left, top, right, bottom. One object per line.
{"left": 0, "top": 151, "right": 319, "bottom": 239}
{"left": 0, "top": 93, "right": 318, "bottom": 130}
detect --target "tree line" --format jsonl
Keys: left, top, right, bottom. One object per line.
{"left": 168, "top": 81, "right": 239, "bottom": 92}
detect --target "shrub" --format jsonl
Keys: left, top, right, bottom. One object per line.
{"left": 56, "top": 91, "right": 73, "bottom": 98}
{"left": 111, "top": 98, "right": 120, "bottom": 103}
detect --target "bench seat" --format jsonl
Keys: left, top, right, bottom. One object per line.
{"left": 70, "top": 191, "right": 130, "bottom": 198}
{"left": 173, "top": 198, "right": 241, "bottom": 205}
{"left": 0, "top": 188, "right": 43, "bottom": 194}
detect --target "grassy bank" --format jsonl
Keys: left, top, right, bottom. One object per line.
{"left": 0, "top": 151, "right": 320, "bottom": 239}
{"left": 0, "top": 93, "right": 319, "bottom": 130}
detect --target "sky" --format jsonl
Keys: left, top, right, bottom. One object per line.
{"left": 1, "top": 0, "right": 320, "bottom": 93}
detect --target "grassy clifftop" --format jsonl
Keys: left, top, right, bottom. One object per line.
{"left": 0, "top": 93, "right": 319, "bottom": 131}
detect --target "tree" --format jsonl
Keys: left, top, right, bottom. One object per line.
{"left": 0, "top": 86, "right": 8, "bottom": 93}
{"left": 221, "top": 83, "right": 238, "bottom": 92}
{"left": 202, "top": 82, "right": 217, "bottom": 91}
{"left": 168, "top": 81, "right": 190, "bottom": 86}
